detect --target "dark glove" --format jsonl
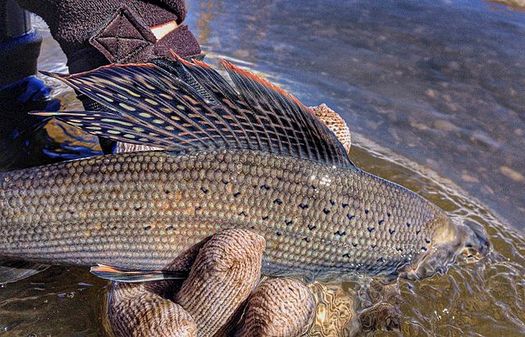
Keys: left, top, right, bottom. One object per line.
{"left": 15, "top": 0, "right": 201, "bottom": 73}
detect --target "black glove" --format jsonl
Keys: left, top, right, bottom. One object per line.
{"left": 15, "top": 0, "right": 201, "bottom": 73}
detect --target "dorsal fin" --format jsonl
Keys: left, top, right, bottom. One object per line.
{"left": 37, "top": 58, "right": 353, "bottom": 168}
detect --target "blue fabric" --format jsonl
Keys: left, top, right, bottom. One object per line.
{"left": 0, "top": 75, "right": 60, "bottom": 111}
{"left": 0, "top": 29, "right": 39, "bottom": 51}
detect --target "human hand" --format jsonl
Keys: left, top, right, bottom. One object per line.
{"left": 104, "top": 229, "right": 360, "bottom": 337}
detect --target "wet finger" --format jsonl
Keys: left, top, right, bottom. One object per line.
{"left": 356, "top": 279, "right": 401, "bottom": 332}
{"left": 235, "top": 278, "right": 316, "bottom": 337}
{"left": 359, "top": 302, "right": 400, "bottom": 332}
{"left": 175, "top": 229, "right": 265, "bottom": 337}
{"left": 107, "top": 282, "right": 197, "bottom": 337}
{"left": 307, "top": 282, "right": 359, "bottom": 337}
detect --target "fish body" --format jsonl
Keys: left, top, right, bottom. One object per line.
{"left": 0, "top": 57, "right": 488, "bottom": 281}
{"left": 1, "top": 149, "right": 452, "bottom": 279}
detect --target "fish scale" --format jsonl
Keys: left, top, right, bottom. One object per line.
{"left": 1, "top": 149, "right": 436, "bottom": 279}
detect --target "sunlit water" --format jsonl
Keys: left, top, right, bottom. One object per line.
{"left": 1, "top": 0, "right": 524, "bottom": 336}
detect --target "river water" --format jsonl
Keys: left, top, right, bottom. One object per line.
{"left": 0, "top": 0, "right": 524, "bottom": 336}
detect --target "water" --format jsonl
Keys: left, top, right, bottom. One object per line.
{"left": 186, "top": 0, "right": 525, "bottom": 231}
{"left": 1, "top": 0, "right": 524, "bottom": 336}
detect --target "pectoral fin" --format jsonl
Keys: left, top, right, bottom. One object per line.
{"left": 0, "top": 259, "right": 49, "bottom": 284}
{"left": 91, "top": 264, "right": 188, "bottom": 283}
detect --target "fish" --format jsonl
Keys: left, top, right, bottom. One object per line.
{"left": 0, "top": 56, "right": 490, "bottom": 284}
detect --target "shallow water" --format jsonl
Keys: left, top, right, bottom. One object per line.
{"left": 1, "top": 0, "right": 524, "bottom": 336}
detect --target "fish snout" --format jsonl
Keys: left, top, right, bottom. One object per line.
{"left": 457, "top": 220, "right": 490, "bottom": 263}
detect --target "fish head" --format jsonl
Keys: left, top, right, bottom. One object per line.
{"left": 400, "top": 213, "right": 490, "bottom": 280}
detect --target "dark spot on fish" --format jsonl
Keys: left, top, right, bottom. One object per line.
{"left": 371, "top": 244, "right": 377, "bottom": 249}
{"left": 144, "top": 225, "right": 152, "bottom": 231}
{"left": 111, "top": 225, "right": 118, "bottom": 230}
{"left": 323, "top": 208, "right": 330, "bottom": 214}
{"left": 335, "top": 230, "right": 346, "bottom": 236}
{"left": 406, "top": 222, "right": 411, "bottom": 228}
{"left": 238, "top": 211, "right": 247, "bottom": 217}
{"left": 421, "top": 247, "right": 428, "bottom": 252}
{"left": 416, "top": 229, "right": 421, "bottom": 235}
{"left": 367, "top": 227, "right": 376, "bottom": 233}
{"left": 310, "top": 184, "right": 317, "bottom": 190}
{"left": 308, "top": 224, "right": 317, "bottom": 230}
{"left": 347, "top": 214, "right": 355, "bottom": 220}
{"left": 134, "top": 206, "right": 142, "bottom": 211}
{"left": 233, "top": 191, "right": 241, "bottom": 198}
{"left": 250, "top": 225, "right": 255, "bottom": 229}
{"left": 68, "top": 209, "right": 75, "bottom": 215}
{"left": 222, "top": 179, "right": 229, "bottom": 185}
{"left": 166, "top": 225, "right": 174, "bottom": 230}
{"left": 303, "top": 237, "right": 311, "bottom": 243}
{"left": 200, "top": 187, "right": 208, "bottom": 194}
{"left": 377, "top": 257, "right": 384, "bottom": 263}
{"left": 260, "top": 184, "right": 270, "bottom": 190}
{"left": 285, "top": 219, "right": 293, "bottom": 226}
{"left": 425, "top": 238, "right": 431, "bottom": 244}
{"left": 275, "top": 231, "right": 282, "bottom": 236}
{"left": 273, "top": 198, "right": 283, "bottom": 205}
{"left": 342, "top": 203, "right": 349, "bottom": 208}
{"left": 378, "top": 219, "right": 385, "bottom": 225}
{"left": 299, "top": 203, "right": 309, "bottom": 209}
{"left": 195, "top": 206, "right": 202, "bottom": 212}
{"left": 365, "top": 209, "right": 370, "bottom": 214}
{"left": 113, "top": 207, "right": 119, "bottom": 212}
{"left": 396, "top": 247, "right": 403, "bottom": 252}
{"left": 330, "top": 199, "right": 336, "bottom": 206}
{"left": 387, "top": 212, "right": 392, "bottom": 217}
{"left": 389, "top": 229, "right": 396, "bottom": 235}
{"left": 164, "top": 189, "right": 171, "bottom": 195}
{"left": 352, "top": 242, "right": 358, "bottom": 247}
{"left": 262, "top": 215, "right": 269, "bottom": 221}
{"left": 343, "top": 253, "right": 351, "bottom": 258}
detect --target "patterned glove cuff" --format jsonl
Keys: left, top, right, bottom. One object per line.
{"left": 68, "top": 5, "right": 201, "bottom": 74}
